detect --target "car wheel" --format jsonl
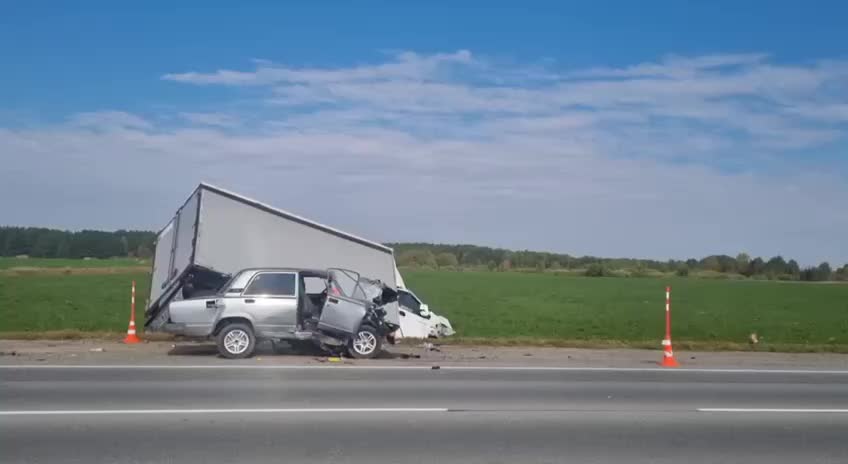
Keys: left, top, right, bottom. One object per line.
{"left": 347, "top": 325, "right": 382, "bottom": 359}
{"left": 216, "top": 323, "right": 256, "bottom": 359}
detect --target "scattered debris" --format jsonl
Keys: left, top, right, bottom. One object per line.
{"left": 478, "top": 355, "right": 486, "bottom": 359}
{"left": 89, "top": 347, "right": 105, "bottom": 352}
{"left": 431, "top": 365, "right": 441, "bottom": 370}
{"left": 523, "top": 353, "right": 532, "bottom": 357}
{"left": 690, "top": 356, "right": 696, "bottom": 360}
{"left": 400, "top": 353, "right": 421, "bottom": 359}
{"left": 327, "top": 357, "right": 342, "bottom": 363}
{"left": 749, "top": 332, "right": 759, "bottom": 345}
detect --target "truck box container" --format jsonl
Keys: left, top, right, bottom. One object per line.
{"left": 146, "top": 183, "right": 401, "bottom": 329}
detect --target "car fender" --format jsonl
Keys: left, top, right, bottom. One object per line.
{"left": 214, "top": 311, "right": 258, "bottom": 332}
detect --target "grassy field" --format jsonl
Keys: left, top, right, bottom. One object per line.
{"left": 1, "top": 262, "right": 847, "bottom": 351}
{"left": 0, "top": 272, "right": 150, "bottom": 333}
{"left": 403, "top": 270, "right": 848, "bottom": 350}
{"left": 0, "top": 257, "right": 146, "bottom": 269}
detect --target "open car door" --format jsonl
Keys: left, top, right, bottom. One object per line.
{"left": 317, "top": 269, "right": 367, "bottom": 335}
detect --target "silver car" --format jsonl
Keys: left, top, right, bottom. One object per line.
{"left": 164, "top": 268, "right": 399, "bottom": 359}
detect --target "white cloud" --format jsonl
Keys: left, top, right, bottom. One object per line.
{"left": 162, "top": 50, "right": 474, "bottom": 86}
{"left": 3, "top": 50, "right": 848, "bottom": 265}
{"left": 571, "top": 53, "right": 770, "bottom": 78}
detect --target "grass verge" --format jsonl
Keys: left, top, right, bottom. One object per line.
{"left": 3, "top": 266, "right": 848, "bottom": 353}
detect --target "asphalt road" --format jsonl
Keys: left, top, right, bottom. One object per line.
{"left": 2, "top": 365, "right": 847, "bottom": 463}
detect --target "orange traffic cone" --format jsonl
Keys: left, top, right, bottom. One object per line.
{"left": 661, "top": 338, "right": 679, "bottom": 368}
{"left": 124, "top": 319, "right": 141, "bottom": 344}
{"left": 660, "top": 286, "right": 679, "bottom": 367}
{"left": 123, "top": 281, "right": 141, "bottom": 344}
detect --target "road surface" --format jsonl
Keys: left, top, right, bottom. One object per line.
{"left": 2, "top": 364, "right": 847, "bottom": 463}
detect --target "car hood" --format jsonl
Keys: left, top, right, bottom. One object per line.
{"left": 429, "top": 312, "right": 455, "bottom": 337}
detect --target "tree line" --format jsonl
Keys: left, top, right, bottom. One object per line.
{"left": 2, "top": 227, "right": 845, "bottom": 281}
{"left": 389, "top": 243, "right": 848, "bottom": 282}
{"left": 0, "top": 227, "right": 156, "bottom": 259}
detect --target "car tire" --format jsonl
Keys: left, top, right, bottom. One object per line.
{"left": 216, "top": 322, "right": 256, "bottom": 359}
{"left": 347, "top": 325, "right": 382, "bottom": 359}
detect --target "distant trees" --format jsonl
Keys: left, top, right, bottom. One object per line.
{"left": 584, "top": 263, "right": 610, "bottom": 277}
{"left": 0, "top": 227, "right": 155, "bottom": 259}
{"left": 735, "top": 252, "right": 750, "bottom": 270}
{"left": 800, "top": 262, "right": 833, "bottom": 282}
{"left": 836, "top": 265, "right": 848, "bottom": 281}
{"left": 397, "top": 249, "right": 437, "bottom": 268}
{"left": 388, "top": 243, "right": 845, "bottom": 282}
{"left": 435, "top": 252, "right": 458, "bottom": 268}
{"left": 1, "top": 227, "right": 843, "bottom": 282}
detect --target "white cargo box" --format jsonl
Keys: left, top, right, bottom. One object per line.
{"left": 146, "top": 183, "right": 402, "bottom": 329}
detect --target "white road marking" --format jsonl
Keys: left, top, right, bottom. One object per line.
{"left": 1, "top": 364, "right": 847, "bottom": 374}
{"left": 0, "top": 407, "right": 449, "bottom": 416}
{"left": 699, "top": 408, "right": 848, "bottom": 413}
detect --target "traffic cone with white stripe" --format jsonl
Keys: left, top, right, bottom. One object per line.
{"left": 661, "top": 337, "right": 679, "bottom": 368}
{"left": 123, "top": 280, "right": 141, "bottom": 344}
{"left": 660, "top": 286, "right": 679, "bottom": 367}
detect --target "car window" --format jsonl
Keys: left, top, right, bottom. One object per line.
{"left": 398, "top": 291, "right": 421, "bottom": 313}
{"left": 329, "top": 269, "right": 360, "bottom": 297}
{"left": 243, "top": 272, "right": 296, "bottom": 296}
{"left": 303, "top": 276, "right": 327, "bottom": 294}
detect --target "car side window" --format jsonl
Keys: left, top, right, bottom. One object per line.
{"left": 398, "top": 292, "right": 421, "bottom": 314}
{"left": 243, "top": 272, "right": 296, "bottom": 297}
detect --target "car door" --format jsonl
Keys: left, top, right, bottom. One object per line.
{"left": 397, "top": 290, "right": 431, "bottom": 338}
{"left": 318, "top": 269, "right": 367, "bottom": 335}
{"left": 240, "top": 271, "right": 299, "bottom": 337}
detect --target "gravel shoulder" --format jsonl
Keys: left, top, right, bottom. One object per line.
{"left": 2, "top": 339, "right": 847, "bottom": 370}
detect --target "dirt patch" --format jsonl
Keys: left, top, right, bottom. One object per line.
{"left": 3, "top": 331, "right": 848, "bottom": 353}
{"left": 0, "top": 330, "right": 174, "bottom": 341}
{"left": 398, "top": 336, "right": 848, "bottom": 354}
{"left": 2, "top": 339, "right": 848, "bottom": 370}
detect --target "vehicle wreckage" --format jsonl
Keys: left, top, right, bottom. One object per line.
{"left": 145, "top": 183, "right": 453, "bottom": 358}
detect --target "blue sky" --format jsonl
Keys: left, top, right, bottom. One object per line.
{"left": 1, "top": 1, "right": 847, "bottom": 265}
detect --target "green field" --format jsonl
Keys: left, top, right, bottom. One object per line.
{"left": 403, "top": 270, "right": 848, "bottom": 349}
{"left": 0, "top": 272, "right": 150, "bottom": 333}
{"left": 0, "top": 257, "right": 147, "bottom": 269}
{"left": 1, "top": 265, "right": 847, "bottom": 351}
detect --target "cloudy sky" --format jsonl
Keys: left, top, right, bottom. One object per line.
{"left": 1, "top": 1, "right": 846, "bottom": 265}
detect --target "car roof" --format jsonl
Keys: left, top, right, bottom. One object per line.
{"left": 237, "top": 268, "right": 329, "bottom": 278}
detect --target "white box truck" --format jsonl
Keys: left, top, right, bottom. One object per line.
{"left": 145, "top": 183, "right": 403, "bottom": 331}
{"left": 145, "top": 183, "right": 453, "bottom": 342}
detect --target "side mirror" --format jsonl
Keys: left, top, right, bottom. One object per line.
{"left": 419, "top": 304, "right": 431, "bottom": 318}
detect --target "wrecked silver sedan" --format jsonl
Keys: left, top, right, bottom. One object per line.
{"left": 164, "top": 268, "right": 399, "bottom": 359}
